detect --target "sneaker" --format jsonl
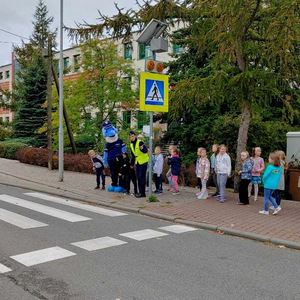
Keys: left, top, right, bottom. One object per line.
{"left": 157, "top": 191, "right": 163, "bottom": 195}
{"left": 237, "top": 202, "right": 246, "bottom": 205}
{"left": 94, "top": 186, "right": 100, "bottom": 190}
{"left": 254, "top": 197, "right": 257, "bottom": 202}
{"left": 273, "top": 206, "right": 282, "bottom": 215}
{"left": 101, "top": 186, "right": 105, "bottom": 190}
{"left": 172, "top": 191, "right": 180, "bottom": 195}
{"left": 259, "top": 210, "right": 269, "bottom": 215}
{"left": 196, "top": 191, "right": 201, "bottom": 196}
{"left": 214, "top": 193, "right": 220, "bottom": 198}
{"left": 269, "top": 206, "right": 275, "bottom": 211}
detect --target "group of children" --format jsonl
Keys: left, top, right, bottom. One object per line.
{"left": 89, "top": 143, "right": 286, "bottom": 215}
{"left": 237, "top": 147, "right": 285, "bottom": 215}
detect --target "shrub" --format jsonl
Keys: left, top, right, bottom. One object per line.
{"left": 4, "top": 137, "right": 39, "bottom": 147}
{"left": 16, "top": 147, "right": 93, "bottom": 173}
{"left": 0, "top": 142, "right": 28, "bottom": 159}
{"left": 0, "top": 125, "right": 13, "bottom": 141}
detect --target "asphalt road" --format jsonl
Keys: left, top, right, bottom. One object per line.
{"left": 0, "top": 184, "right": 300, "bottom": 300}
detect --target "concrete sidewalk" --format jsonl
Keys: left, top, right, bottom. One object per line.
{"left": 1, "top": 158, "right": 300, "bottom": 250}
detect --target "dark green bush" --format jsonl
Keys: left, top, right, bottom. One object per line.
{"left": 5, "top": 137, "right": 40, "bottom": 147}
{"left": 0, "top": 142, "right": 28, "bottom": 159}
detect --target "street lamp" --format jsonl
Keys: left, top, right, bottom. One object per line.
{"left": 58, "top": 0, "right": 64, "bottom": 181}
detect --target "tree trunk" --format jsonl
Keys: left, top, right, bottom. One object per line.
{"left": 234, "top": 101, "right": 251, "bottom": 192}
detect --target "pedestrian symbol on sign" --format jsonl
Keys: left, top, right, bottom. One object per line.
{"left": 145, "top": 79, "right": 164, "bottom": 106}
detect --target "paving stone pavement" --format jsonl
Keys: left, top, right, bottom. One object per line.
{"left": 0, "top": 158, "right": 300, "bottom": 245}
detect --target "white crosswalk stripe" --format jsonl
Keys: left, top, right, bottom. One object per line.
{"left": 0, "top": 207, "right": 48, "bottom": 229}
{"left": 158, "top": 225, "right": 197, "bottom": 234}
{"left": 10, "top": 246, "right": 76, "bottom": 267}
{"left": 119, "top": 229, "right": 169, "bottom": 241}
{"left": 0, "top": 263, "right": 12, "bottom": 273}
{"left": 24, "top": 192, "right": 127, "bottom": 217}
{"left": 0, "top": 195, "right": 91, "bottom": 223}
{"left": 71, "top": 236, "right": 127, "bottom": 251}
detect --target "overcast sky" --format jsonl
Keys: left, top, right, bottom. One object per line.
{"left": 0, "top": 0, "right": 138, "bottom": 66}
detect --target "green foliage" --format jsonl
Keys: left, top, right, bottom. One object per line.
{"left": 4, "top": 137, "right": 41, "bottom": 147}
{"left": 13, "top": 54, "right": 47, "bottom": 147}
{"left": 0, "top": 142, "right": 28, "bottom": 160}
{"left": 13, "top": 0, "right": 55, "bottom": 148}
{"left": 148, "top": 195, "right": 159, "bottom": 203}
{"left": 44, "top": 39, "right": 138, "bottom": 152}
{"left": 0, "top": 125, "right": 13, "bottom": 141}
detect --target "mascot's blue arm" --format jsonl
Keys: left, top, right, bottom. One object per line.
{"left": 103, "top": 151, "right": 109, "bottom": 167}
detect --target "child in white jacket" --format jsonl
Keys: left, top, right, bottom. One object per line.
{"left": 215, "top": 144, "right": 231, "bottom": 203}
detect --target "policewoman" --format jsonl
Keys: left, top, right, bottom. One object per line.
{"left": 129, "top": 131, "right": 149, "bottom": 198}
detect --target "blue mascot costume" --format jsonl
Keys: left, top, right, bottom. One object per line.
{"left": 102, "top": 120, "right": 126, "bottom": 192}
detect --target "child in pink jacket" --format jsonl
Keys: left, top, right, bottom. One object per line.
{"left": 248, "top": 147, "right": 265, "bottom": 201}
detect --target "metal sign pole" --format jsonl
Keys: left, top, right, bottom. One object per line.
{"left": 58, "top": 0, "right": 64, "bottom": 181}
{"left": 148, "top": 111, "right": 153, "bottom": 197}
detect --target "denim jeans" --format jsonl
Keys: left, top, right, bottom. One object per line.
{"left": 95, "top": 167, "right": 105, "bottom": 187}
{"left": 264, "top": 188, "right": 278, "bottom": 211}
{"left": 153, "top": 173, "right": 163, "bottom": 192}
{"left": 273, "top": 190, "right": 282, "bottom": 206}
{"left": 213, "top": 172, "right": 219, "bottom": 194}
{"left": 217, "top": 173, "right": 228, "bottom": 201}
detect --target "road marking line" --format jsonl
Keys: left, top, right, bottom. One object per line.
{"left": 24, "top": 192, "right": 127, "bottom": 217}
{"left": 71, "top": 236, "right": 127, "bottom": 251}
{"left": 0, "top": 207, "right": 48, "bottom": 229}
{"left": 119, "top": 229, "right": 169, "bottom": 241}
{"left": 0, "top": 263, "right": 12, "bottom": 273}
{"left": 10, "top": 246, "right": 76, "bottom": 267}
{"left": 158, "top": 225, "right": 197, "bottom": 234}
{"left": 0, "top": 195, "right": 91, "bottom": 223}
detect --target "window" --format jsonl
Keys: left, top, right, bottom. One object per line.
{"left": 73, "top": 55, "right": 80, "bottom": 72}
{"left": 139, "top": 44, "right": 152, "bottom": 60}
{"left": 173, "top": 44, "right": 184, "bottom": 54}
{"left": 0, "top": 72, "right": 3, "bottom": 80}
{"left": 123, "top": 111, "right": 131, "bottom": 129}
{"left": 137, "top": 111, "right": 148, "bottom": 130}
{"left": 5, "top": 117, "right": 9, "bottom": 122}
{"left": 5, "top": 70, "right": 10, "bottom": 79}
{"left": 124, "top": 43, "right": 133, "bottom": 59}
{"left": 108, "top": 112, "right": 117, "bottom": 127}
{"left": 63, "top": 57, "right": 69, "bottom": 73}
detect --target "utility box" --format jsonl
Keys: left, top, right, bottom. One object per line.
{"left": 286, "top": 132, "right": 300, "bottom": 162}
{"left": 150, "top": 38, "right": 168, "bottom": 53}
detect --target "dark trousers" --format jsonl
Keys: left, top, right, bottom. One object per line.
{"left": 239, "top": 179, "right": 251, "bottom": 204}
{"left": 153, "top": 173, "right": 163, "bottom": 192}
{"left": 213, "top": 172, "right": 219, "bottom": 194}
{"left": 136, "top": 162, "right": 148, "bottom": 195}
{"left": 108, "top": 159, "right": 118, "bottom": 187}
{"left": 273, "top": 190, "right": 282, "bottom": 206}
{"left": 126, "top": 171, "right": 138, "bottom": 194}
{"left": 96, "top": 168, "right": 105, "bottom": 187}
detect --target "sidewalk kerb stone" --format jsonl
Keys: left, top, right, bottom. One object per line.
{"left": 269, "top": 238, "right": 300, "bottom": 251}
{"left": 109, "top": 203, "right": 140, "bottom": 213}
{"left": 216, "top": 226, "right": 271, "bottom": 243}
{"left": 175, "top": 219, "right": 218, "bottom": 231}
{"left": 139, "top": 210, "right": 176, "bottom": 222}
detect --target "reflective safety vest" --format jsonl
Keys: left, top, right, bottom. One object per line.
{"left": 130, "top": 139, "right": 149, "bottom": 165}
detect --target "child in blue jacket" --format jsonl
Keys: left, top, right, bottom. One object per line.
{"left": 259, "top": 152, "right": 282, "bottom": 215}
{"left": 167, "top": 148, "right": 181, "bottom": 195}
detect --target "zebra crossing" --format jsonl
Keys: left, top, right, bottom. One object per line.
{"left": 0, "top": 191, "right": 197, "bottom": 274}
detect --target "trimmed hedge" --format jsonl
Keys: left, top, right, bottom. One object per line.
{"left": 0, "top": 142, "right": 28, "bottom": 160}
{"left": 16, "top": 147, "right": 93, "bottom": 173}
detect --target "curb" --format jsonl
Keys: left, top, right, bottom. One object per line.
{"left": 1, "top": 174, "right": 300, "bottom": 251}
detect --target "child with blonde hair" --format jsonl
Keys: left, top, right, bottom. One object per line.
{"left": 248, "top": 147, "right": 265, "bottom": 201}
{"left": 271, "top": 150, "right": 286, "bottom": 209}
{"left": 215, "top": 144, "right": 231, "bottom": 203}
{"left": 196, "top": 148, "right": 210, "bottom": 199}
{"left": 237, "top": 151, "right": 254, "bottom": 205}
{"left": 88, "top": 150, "right": 105, "bottom": 190}
{"left": 259, "top": 152, "right": 282, "bottom": 215}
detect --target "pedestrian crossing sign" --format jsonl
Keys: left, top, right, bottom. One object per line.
{"left": 140, "top": 72, "right": 169, "bottom": 112}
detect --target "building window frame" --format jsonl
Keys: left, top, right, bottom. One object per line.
{"left": 63, "top": 57, "right": 69, "bottom": 73}
{"left": 123, "top": 111, "right": 131, "bottom": 129}
{"left": 124, "top": 43, "right": 133, "bottom": 60}
{"left": 0, "top": 72, "right": 3, "bottom": 80}
{"left": 173, "top": 44, "right": 184, "bottom": 55}
{"left": 73, "top": 54, "right": 80, "bottom": 72}
{"left": 5, "top": 70, "right": 10, "bottom": 79}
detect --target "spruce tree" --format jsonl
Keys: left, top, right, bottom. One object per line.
{"left": 13, "top": 0, "right": 55, "bottom": 146}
